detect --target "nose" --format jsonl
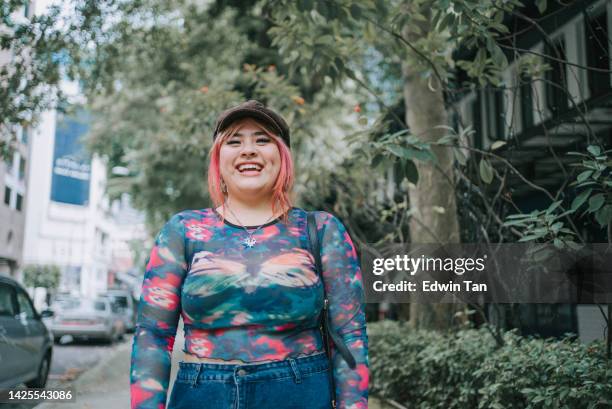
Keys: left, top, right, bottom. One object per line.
{"left": 240, "top": 139, "right": 258, "bottom": 157}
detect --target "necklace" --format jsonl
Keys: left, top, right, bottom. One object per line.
{"left": 223, "top": 204, "right": 277, "bottom": 249}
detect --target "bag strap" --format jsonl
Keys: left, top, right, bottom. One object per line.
{"left": 306, "top": 212, "right": 357, "bottom": 371}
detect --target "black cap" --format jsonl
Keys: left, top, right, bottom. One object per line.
{"left": 213, "top": 100, "right": 291, "bottom": 147}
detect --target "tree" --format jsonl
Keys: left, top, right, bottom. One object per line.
{"left": 0, "top": 0, "right": 104, "bottom": 158}
{"left": 264, "top": 0, "right": 522, "bottom": 329}
{"left": 23, "top": 264, "right": 61, "bottom": 290}
{"left": 79, "top": 0, "right": 363, "bottom": 230}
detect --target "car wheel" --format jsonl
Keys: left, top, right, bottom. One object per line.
{"left": 25, "top": 352, "right": 51, "bottom": 388}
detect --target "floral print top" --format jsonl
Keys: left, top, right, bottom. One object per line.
{"left": 129, "top": 207, "right": 369, "bottom": 409}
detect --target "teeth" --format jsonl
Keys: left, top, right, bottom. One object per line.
{"left": 238, "top": 164, "right": 262, "bottom": 172}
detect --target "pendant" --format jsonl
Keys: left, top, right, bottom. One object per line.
{"left": 242, "top": 236, "right": 257, "bottom": 248}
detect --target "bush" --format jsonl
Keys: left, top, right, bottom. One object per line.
{"left": 368, "top": 320, "right": 612, "bottom": 409}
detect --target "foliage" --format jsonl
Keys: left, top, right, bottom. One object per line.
{"left": 569, "top": 145, "right": 612, "bottom": 228}
{"left": 78, "top": 0, "right": 361, "bottom": 229}
{"left": 22, "top": 264, "right": 61, "bottom": 289}
{"left": 0, "top": 0, "right": 104, "bottom": 159}
{"left": 503, "top": 145, "right": 612, "bottom": 247}
{"left": 368, "top": 320, "right": 612, "bottom": 409}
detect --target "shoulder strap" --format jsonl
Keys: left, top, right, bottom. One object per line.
{"left": 306, "top": 212, "right": 357, "bottom": 370}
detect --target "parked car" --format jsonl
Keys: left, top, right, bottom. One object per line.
{"left": 47, "top": 297, "right": 125, "bottom": 344}
{"left": 0, "top": 275, "right": 53, "bottom": 389}
{"left": 100, "top": 289, "right": 136, "bottom": 332}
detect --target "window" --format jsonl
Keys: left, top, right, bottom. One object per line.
{"left": 15, "top": 193, "right": 23, "bottom": 211}
{"left": 545, "top": 37, "right": 568, "bottom": 115}
{"left": 18, "top": 157, "right": 25, "bottom": 180}
{"left": 585, "top": 8, "right": 610, "bottom": 96}
{"left": 16, "top": 290, "right": 35, "bottom": 319}
{"left": 0, "top": 284, "right": 16, "bottom": 316}
{"left": 21, "top": 128, "right": 28, "bottom": 145}
{"left": 4, "top": 186, "right": 11, "bottom": 206}
{"left": 520, "top": 73, "right": 534, "bottom": 129}
{"left": 485, "top": 87, "right": 505, "bottom": 140}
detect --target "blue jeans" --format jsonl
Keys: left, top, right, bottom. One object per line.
{"left": 167, "top": 351, "right": 332, "bottom": 409}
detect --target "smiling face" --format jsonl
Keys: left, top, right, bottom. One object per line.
{"left": 218, "top": 118, "right": 282, "bottom": 202}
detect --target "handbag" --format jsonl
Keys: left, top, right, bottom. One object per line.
{"left": 306, "top": 212, "right": 357, "bottom": 409}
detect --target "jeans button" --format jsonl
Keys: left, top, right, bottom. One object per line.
{"left": 237, "top": 369, "right": 247, "bottom": 376}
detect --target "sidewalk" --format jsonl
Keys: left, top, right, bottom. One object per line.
{"left": 36, "top": 325, "right": 393, "bottom": 409}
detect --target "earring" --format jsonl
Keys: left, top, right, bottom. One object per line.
{"left": 221, "top": 180, "right": 228, "bottom": 193}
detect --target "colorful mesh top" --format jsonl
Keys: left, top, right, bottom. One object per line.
{"left": 130, "top": 207, "right": 369, "bottom": 409}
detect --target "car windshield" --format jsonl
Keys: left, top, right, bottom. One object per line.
{"left": 58, "top": 299, "right": 107, "bottom": 312}
{"left": 111, "top": 296, "right": 128, "bottom": 308}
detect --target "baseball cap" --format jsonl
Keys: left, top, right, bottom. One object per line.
{"left": 213, "top": 100, "right": 291, "bottom": 147}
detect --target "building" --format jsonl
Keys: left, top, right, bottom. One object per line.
{"left": 0, "top": 2, "right": 35, "bottom": 279}
{"left": 452, "top": 0, "right": 611, "bottom": 342}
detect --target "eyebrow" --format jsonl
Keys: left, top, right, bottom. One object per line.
{"left": 230, "top": 131, "right": 269, "bottom": 137}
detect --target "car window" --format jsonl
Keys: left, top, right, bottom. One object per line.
{"left": 16, "top": 290, "right": 36, "bottom": 319}
{"left": 112, "top": 296, "right": 128, "bottom": 308}
{"left": 94, "top": 301, "right": 107, "bottom": 311}
{"left": 0, "top": 284, "right": 16, "bottom": 316}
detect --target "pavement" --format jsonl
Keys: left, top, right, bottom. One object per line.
{"left": 34, "top": 325, "right": 395, "bottom": 409}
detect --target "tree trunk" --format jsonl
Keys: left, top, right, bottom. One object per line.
{"left": 400, "top": 18, "right": 462, "bottom": 331}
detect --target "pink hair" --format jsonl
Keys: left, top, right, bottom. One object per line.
{"left": 207, "top": 118, "right": 294, "bottom": 223}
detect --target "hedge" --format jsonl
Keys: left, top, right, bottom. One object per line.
{"left": 368, "top": 320, "right": 612, "bottom": 409}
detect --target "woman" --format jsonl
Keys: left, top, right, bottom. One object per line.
{"left": 129, "top": 100, "right": 369, "bottom": 409}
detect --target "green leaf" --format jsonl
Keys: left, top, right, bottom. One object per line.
{"left": 546, "top": 200, "right": 562, "bottom": 214}
{"left": 571, "top": 189, "right": 592, "bottom": 211}
{"left": 577, "top": 170, "right": 593, "bottom": 183}
{"left": 596, "top": 204, "right": 612, "bottom": 226}
{"left": 587, "top": 145, "right": 602, "bottom": 156}
{"left": 536, "top": 0, "right": 547, "bottom": 14}
{"left": 588, "top": 193, "right": 605, "bottom": 213}
{"left": 479, "top": 159, "right": 494, "bottom": 184}
{"left": 405, "top": 159, "right": 418, "bottom": 184}
{"left": 453, "top": 148, "right": 467, "bottom": 165}
{"left": 491, "top": 140, "right": 507, "bottom": 150}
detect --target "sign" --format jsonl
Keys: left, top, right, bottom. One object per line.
{"left": 50, "top": 111, "right": 91, "bottom": 205}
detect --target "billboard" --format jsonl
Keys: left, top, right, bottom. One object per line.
{"left": 50, "top": 111, "right": 91, "bottom": 205}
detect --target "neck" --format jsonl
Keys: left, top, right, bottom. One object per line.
{"left": 218, "top": 195, "right": 285, "bottom": 226}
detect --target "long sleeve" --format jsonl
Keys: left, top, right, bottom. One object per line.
{"left": 130, "top": 213, "right": 188, "bottom": 409}
{"left": 317, "top": 212, "right": 369, "bottom": 409}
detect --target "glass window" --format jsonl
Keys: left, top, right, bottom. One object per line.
{"left": 0, "top": 284, "right": 16, "bottom": 316}
{"left": 4, "top": 186, "right": 11, "bottom": 206}
{"left": 485, "top": 87, "right": 505, "bottom": 140}
{"left": 16, "top": 193, "right": 23, "bottom": 211}
{"left": 585, "top": 8, "right": 610, "bottom": 96}
{"left": 18, "top": 158, "right": 25, "bottom": 180}
{"left": 16, "top": 290, "right": 35, "bottom": 319}
{"left": 520, "top": 73, "right": 534, "bottom": 129}
{"left": 545, "top": 37, "right": 568, "bottom": 115}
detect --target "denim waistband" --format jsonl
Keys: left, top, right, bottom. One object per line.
{"left": 176, "top": 351, "right": 329, "bottom": 384}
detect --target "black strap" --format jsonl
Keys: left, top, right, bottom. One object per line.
{"left": 306, "top": 212, "right": 357, "bottom": 408}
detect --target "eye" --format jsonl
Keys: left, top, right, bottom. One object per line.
{"left": 257, "top": 137, "right": 271, "bottom": 144}
{"left": 226, "top": 139, "right": 241, "bottom": 145}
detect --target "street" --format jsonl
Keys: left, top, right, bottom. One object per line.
{"left": 3, "top": 336, "right": 132, "bottom": 409}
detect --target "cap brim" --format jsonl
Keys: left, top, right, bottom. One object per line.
{"left": 215, "top": 109, "right": 283, "bottom": 138}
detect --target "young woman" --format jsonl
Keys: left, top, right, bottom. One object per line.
{"left": 129, "top": 100, "right": 369, "bottom": 409}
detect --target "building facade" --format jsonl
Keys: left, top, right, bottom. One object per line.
{"left": 0, "top": 2, "right": 35, "bottom": 279}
